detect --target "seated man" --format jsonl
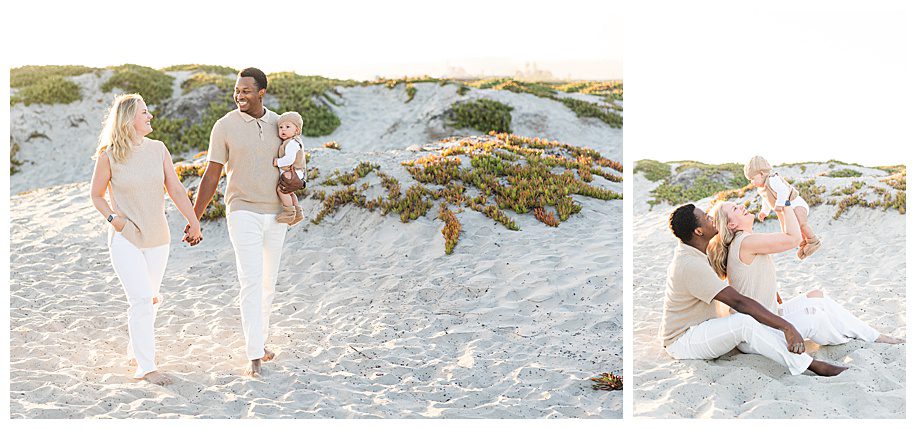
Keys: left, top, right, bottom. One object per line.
{"left": 658, "top": 204, "right": 847, "bottom": 376}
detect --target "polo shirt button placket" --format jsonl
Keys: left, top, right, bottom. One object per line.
{"left": 256, "top": 121, "right": 263, "bottom": 141}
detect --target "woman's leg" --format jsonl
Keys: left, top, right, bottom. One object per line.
{"left": 781, "top": 295, "right": 880, "bottom": 344}
{"left": 109, "top": 233, "right": 159, "bottom": 380}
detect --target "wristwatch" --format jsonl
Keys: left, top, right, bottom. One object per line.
{"left": 107, "top": 214, "right": 117, "bottom": 223}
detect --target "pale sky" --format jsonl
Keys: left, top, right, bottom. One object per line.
{"left": 4, "top": 0, "right": 624, "bottom": 80}
{"left": 625, "top": 0, "right": 912, "bottom": 167}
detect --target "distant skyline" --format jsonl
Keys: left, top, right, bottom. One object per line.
{"left": 4, "top": 0, "right": 624, "bottom": 81}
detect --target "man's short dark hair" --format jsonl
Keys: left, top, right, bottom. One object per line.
{"left": 670, "top": 203, "right": 699, "bottom": 243}
{"left": 238, "top": 67, "right": 268, "bottom": 91}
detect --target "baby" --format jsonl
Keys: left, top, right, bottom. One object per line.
{"left": 274, "top": 111, "right": 307, "bottom": 226}
{"left": 744, "top": 155, "right": 821, "bottom": 259}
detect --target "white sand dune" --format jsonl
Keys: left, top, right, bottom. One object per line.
{"left": 632, "top": 166, "right": 906, "bottom": 418}
{"left": 9, "top": 73, "right": 622, "bottom": 418}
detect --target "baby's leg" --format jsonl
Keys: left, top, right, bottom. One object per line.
{"left": 277, "top": 182, "right": 293, "bottom": 207}
{"left": 291, "top": 192, "right": 300, "bottom": 207}
{"left": 795, "top": 206, "right": 815, "bottom": 240}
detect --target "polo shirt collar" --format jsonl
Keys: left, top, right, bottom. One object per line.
{"left": 677, "top": 241, "right": 707, "bottom": 259}
{"left": 237, "top": 107, "right": 271, "bottom": 123}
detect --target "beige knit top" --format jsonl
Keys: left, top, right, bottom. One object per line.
{"left": 107, "top": 138, "right": 170, "bottom": 248}
{"left": 726, "top": 231, "right": 778, "bottom": 313}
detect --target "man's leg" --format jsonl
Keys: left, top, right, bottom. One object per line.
{"left": 227, "top": 211, "right": 268, "bottom": 363}
{"left": 668, "top": 313, "right": 814, "bottom": 375}
{"left": 259, "top": 217, "right": 288, "bottom": 359}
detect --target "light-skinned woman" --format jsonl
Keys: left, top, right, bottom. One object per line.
{"left": 89, "top": 94, "right": 203, "bottom": 385}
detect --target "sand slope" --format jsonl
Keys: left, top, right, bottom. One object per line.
{"left": 9, "top": 80, "right": 622, "bottom": 417}
{"left": 632, "top": 166, "right": 906, "bottom": 418}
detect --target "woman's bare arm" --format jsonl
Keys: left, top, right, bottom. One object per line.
{"left": 742, "top": 202, "right": 802, "bottom": 257}
{"left": 89, "top": 153, "right": 126, "bottom": 231}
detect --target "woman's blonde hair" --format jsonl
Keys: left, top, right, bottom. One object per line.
{"left": 95, "top": 94, "right": 144, "bottom": 163}
{"left": 707, "top": 201, "right": 737, "bottom": 279}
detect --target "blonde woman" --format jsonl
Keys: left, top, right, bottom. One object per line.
{"left": 89, "top": 94, "right": 203, "bottom": 385}
{"left": 707, "top": 201, "right": 902, "bottom": 370}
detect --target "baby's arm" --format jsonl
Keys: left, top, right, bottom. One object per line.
{"left": 757, "top": 189, "right": 772, "bottom": 219}
{"left": 276, "top": 142, "right": 298, "bottom": 168}
{"left": 768, "top": 175, "right": 792, "bottom": 208}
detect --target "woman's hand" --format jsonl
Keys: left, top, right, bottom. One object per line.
{"left": 757, "top": 211, "right": 767, "bottom": 222}
{"left": 112, "top": 215, "right": 128, "bottom": 232}
{"left": 185, "top": 220, "right": 203, "bottom": 245}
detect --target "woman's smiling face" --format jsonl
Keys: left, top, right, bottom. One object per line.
{"left": 724, "top": 201, "right": 753, "bottom": 231}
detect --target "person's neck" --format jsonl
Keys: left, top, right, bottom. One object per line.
{"left": 686, "top": 237, "right": 710, "bottom": 254}
{"left": 247, "top": 105, "right": 266, "bottom": 118}
{"left": 130, "top": 136, "right": 143, "bottom": 146}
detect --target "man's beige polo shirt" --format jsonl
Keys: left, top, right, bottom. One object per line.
{"left": 659, "top": 241, "right": 728, "bottom": 347}
{"left": 207, "top": 108, "right": 283, "bottom": 215}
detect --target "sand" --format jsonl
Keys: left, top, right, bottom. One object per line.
{"left": 632, "top": 164, "right": 906, "bottom": 418}
{"left": 9, "top": 72, "right": 622, "bottom": 418}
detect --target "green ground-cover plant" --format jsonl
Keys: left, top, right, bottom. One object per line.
{"left": 10, "top": 65, "right": 99, "bottom": 87}
{"left": 307, "top": 133, "right": 621, "bottom": 254}
{"left": 646, "top": 161, "right": 746, "bottom": 207}
{"left": 634, "top": 159, "right": 672, "bottom": 182}
{"left": 10, "top": 76, "right": 81, "bottom": 106}
{"left": 161, "top": 64, "right": 238, "bottom": 75}
{"left": 102, "top": 64, "right": 175, "bottom": 105}
{"left": 450, "top": 99, "right": 514, "bottom": 133}
{"left": 826, "top": 168, "right": 862, "bottom": 178}
{"left": 405, "top": 83, "right": 417, "bottom": 103}
{"left": 10, "top": 142, "right": 23, "bottom": 174}
{"left": 181, "top": 72, "right": 234, "bottom": 94}
{"left": 268, "top": 72, "right": 357, "bottom": 136}
{"left": 590, "top": 372, "right": 623, "bottom": 391}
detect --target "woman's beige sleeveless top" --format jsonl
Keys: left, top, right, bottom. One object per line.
{"left": 107, "top": 138, "right": 170, "bottom": 248}
{"left": 726, "top": 231, "right": 778, "bottom": 313}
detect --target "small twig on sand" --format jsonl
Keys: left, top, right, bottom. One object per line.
{"left": 349, "top": 345, "right": 373, "bottom": 360}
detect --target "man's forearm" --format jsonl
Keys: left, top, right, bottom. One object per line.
{"left": 194, "top": 173, "right": 219, "bottom": 219}
{"left": 732, "top": 297, "right": 792, "bottom": 332}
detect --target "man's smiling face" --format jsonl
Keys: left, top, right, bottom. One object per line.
{"left": 234, "top": 76, "right": 264, "bottom": 115}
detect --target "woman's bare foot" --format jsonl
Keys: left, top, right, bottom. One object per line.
{"left": 262, "top": 349, "right": 276, "bottom": 362}
{"left": 129, "top": 358, "right": 137, "bottom": 366}
{"left": 875, "top": 334, "right": 905, "bottom": 344}
{"left": 244, "top": 359, "right": 262, "bottom": 377}
{"left": 808, "top": 359, "right": 848, "bottom": 376}
{"left": 142, "top": 371, "right": 172, "bottom": 385}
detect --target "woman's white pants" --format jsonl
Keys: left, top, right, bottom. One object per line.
{"left": 226, "top": 210, "right": 288, "bottom": 361}
{"left": 109, "top": 232, "right": 169, "bottom": 379}
{"left": 666, "top": 295, "right": 879, "bottom": 375}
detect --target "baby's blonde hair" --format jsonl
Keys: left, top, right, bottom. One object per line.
{"left": 744, "top": 155, "right": 772, "bottom": 181}
{"left": 95, "top": 94, "right": 145, "bottom": 163}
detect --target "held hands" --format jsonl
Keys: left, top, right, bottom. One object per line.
{"left": 182, "top": 221, "right": 203, "bottom": 246}
{"left": 783, "top": 325, "right": 805, "bottom": 354}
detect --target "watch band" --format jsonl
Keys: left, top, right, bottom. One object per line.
{"left": 107, "top": 214, "right": 116, "bottom": 222}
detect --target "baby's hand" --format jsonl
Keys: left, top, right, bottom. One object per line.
{"left": 758, "top": 211, "right": 767, "bottom": 222}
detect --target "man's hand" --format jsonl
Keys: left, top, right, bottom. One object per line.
{"left": 183, "top": 223, "right": 203, "bottom": 246}
{"left": 783, "top": 325, "right": 805, "bottom": 354}
{"left": 278, "top": 171, "right": 304, "bottom": 194}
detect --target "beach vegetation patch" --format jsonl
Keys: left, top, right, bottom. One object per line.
{"left": 10, "top": 75, "right": 81, "bottom": 106}
{"left": 635, "top": 159, "right": 672, "bottom": 182}
{"left": 449, "top": 99, "right": 513, "bottom": 134}
{"left": 826, "top": 168, "right": 862, "bottom": 178}
{"left": 162, "top": 64, "right": 237, "bottom": 75}
{"left": 102, "top": 64, "right": 175, "bottom": 105}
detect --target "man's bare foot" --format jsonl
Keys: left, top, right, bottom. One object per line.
{"left": 143, "top": 371, "right": 172, "bottom": 385}
{"left": 808, "top": 360, "right": 848, "bottom": 377}
{"left": 262, "top": 349, "right": 275, "bottom": 362}
{"left": 875, "top": 334, "right": 905, "bottom": 344}
{"left": 244, "top": 359, "right": 262, "bottom": 377}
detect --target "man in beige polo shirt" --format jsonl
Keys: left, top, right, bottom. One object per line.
{"left": 659, "top": 204, "right": 847, "bottom": 376}
{"left": 187, "top": 67, "right": 304, "bottom": 377}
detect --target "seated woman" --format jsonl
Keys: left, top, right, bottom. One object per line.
{"left": 706, "top": 200, "right": 903, "bottom": 360}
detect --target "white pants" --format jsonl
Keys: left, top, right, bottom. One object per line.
{"left": 666, "top": 295, "right": 879, "bottom": 375}
{"left": 226, "top": 210, "right": 288, "bottom": 360}
{"left": 109, "top": 232, "right": 169, "bottom": 378}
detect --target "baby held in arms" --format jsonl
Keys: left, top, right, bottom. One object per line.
{"left": 274, "top": 111, "right": 306, "bottom": 226}
{"left": 744, "top": 155, "right": 821, "bottom": 260}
